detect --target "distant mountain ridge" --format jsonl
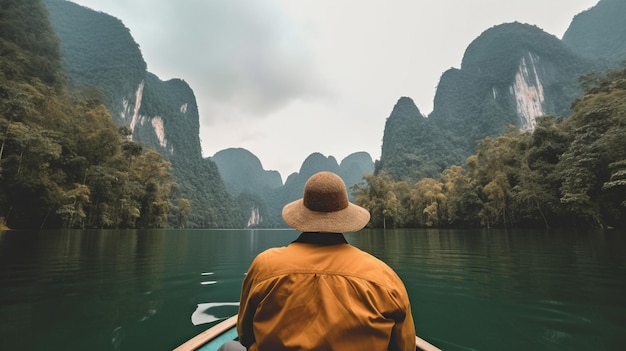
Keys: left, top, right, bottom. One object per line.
{"left": 211, "top": 149, "right": 374, "bottom": 227}
{"left": 212, "top": 148, "right": 282, "bottom": 194}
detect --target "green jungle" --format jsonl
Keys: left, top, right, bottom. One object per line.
{"left": 354, "top": 73, "right": 626, "bottom": 229}
{"left": 1, "top": 1, "right": 625, "bottom": 231}
{"left": 0, "top": 1, "right": 176, "bottom": 230}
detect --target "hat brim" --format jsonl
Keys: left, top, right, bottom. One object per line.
{"left": 282, "top": 199, "right": 371, "bottom": 233}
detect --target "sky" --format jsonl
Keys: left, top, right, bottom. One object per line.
{"left": 69, "top": 0, "right": 599, "bottom": 181}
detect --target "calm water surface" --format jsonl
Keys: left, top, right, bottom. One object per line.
{"left": 0, "top": 228, "right": 624, "bottom": 351}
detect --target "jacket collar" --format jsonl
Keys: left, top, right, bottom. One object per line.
{"left": 293, "top": 232, "right": 348, "bottom": 245}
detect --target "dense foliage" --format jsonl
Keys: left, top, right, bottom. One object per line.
{"left": 0, "top": 0, "right": 174, "bottom": 229}
{"left": 0, "top": 0, "right": 64, "bottom": 89}
{"left": 562, "top": 0, "right": 626, "bottom": 64}
{"left": 44, "top": 0, "right": 244, "bottom": 228}
{"left": 43, "top": 0, "right": 146, "bottom": 111}
{"left": 355, "top": 67, "right": 626, "bottom": 230}
{"left": 138, "top": 73, "right": 245, "bottom": 228}
{"left": 379, "top": 97, "right": 461, "bottom": 181}
{"left": 168, "top": 156, "right": 244, "bottom": 228}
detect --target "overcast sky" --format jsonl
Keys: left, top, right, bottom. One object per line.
{"left": 70, "top": 0, "right": 599, "bottom": 181}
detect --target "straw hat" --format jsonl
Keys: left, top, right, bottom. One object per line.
{"left": 282, "top": 171, "right": 370, "bottom": 233}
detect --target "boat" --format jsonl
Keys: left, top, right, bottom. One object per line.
{"left": 174, "top": 315, "right": 239, "bottom": 351}
{"left": 174, "top": 314, "right": 441, "bottom": 351}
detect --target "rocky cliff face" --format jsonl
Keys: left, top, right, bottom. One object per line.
{"left": 45, "top": 0, "right": 241, "bottom": 228}
{"left": 131, "top": 72, "right": 203, "bottom": 160}
{"left": 379, "top": 22, "right": 600, "bottom": 181}
{"left": 510, "top": 52, "right": 545, "bottom": 131}
{"left": 453, "top": 22, "right": 593, "bottom": 127}
{"left": 46, "top": 0, "right": 203, "bottom": 161}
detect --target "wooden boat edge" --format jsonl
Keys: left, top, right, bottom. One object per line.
{"left": 173, "top": 315, "right": 238, "bottom": 351}
{"left": 415, "top": 334, "right": 442, "bottom": 351}
{"left": 174, "top": 314, "right": 441, "bottom": 351}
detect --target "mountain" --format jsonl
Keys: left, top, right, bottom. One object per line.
{"left": 44, "top": 0, "right": 242, "bottom": 228}
{"left": 272, "top": 152, "right": 374, "bottom": 226}
{"left": 379, "top": 0, "right": 626, "bottom": 183}
{"left": 562, "top": 0, "right": 626, "bottom": 64}
{"left": 211, "top": 148, "right": 282, "bottom": 194}
{"left": 338, "top": 152, "right": 375, "bottom": 191}
{"left": 379, "top": 97, "right": 457, "bottom": 180}
{"left": 0, "top": 0, "right": 183, "bottom": 229}
{"left": 378, "top": 21, "right": 602, "bottom": 181}
{"left": 42, "top": 0, "right": 145, "bottom": 107}
{"left": 212, "top": 149, "right": 374, "bottom": 227}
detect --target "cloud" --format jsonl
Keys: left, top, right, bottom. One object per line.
{"left": 117, "top": 0, "right": 328, "bottom": 125}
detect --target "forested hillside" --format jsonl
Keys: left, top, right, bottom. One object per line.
{"left": 0, "top": 0, "right": 173, "bottom": 229}
{"left": 355, "top": 66, "right": 626, "bottom": 229}
{"left": 367, "top": 0, "right": 626, "bottom": 229}
{"left": 379, "top": 22, "right": 597, "bottom": 183}
{"left": 562, "top": 0, "right": 626, "bottom": 63}
{"left": 43, "top": 0, "right": 146, "bottom": 108}
{"left": 44, "top": 0, "right": 243, "bottom": 228}
{"left": 380, "top": 97, "right": 456, "bottom": 180}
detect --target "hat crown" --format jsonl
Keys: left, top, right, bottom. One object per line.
{"left": 303, "top": 172, "right": 349, "bottom": 213}
{"left": 282, "top": 171, "right": 370, "bottom": 233}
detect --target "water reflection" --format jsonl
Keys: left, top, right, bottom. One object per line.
{"left": 346, "top": 228, "right": 626, "bottom": 350}
{"left": 0, "top": 228, "right": 624, "bottom": 351}
{"left": 191, "top": 302, "right": 240, "bottom": 325}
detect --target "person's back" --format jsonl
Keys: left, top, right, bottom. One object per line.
{"left": 221, "top": 172, "right": 416, "bottom": 351}
{"left": 238, "top": 232, "right": 415, "bottom": 350}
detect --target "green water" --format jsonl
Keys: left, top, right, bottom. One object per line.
{"left": 0, "top": 228, "right": 624, "bottom": 350}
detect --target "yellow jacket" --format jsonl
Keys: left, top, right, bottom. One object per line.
{"left": 237, "top": 233, "right": 416, "bottom": 351}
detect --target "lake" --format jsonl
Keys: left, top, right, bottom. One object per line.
{"left": 0, "top": 228, "right": 624, "bottom": 351}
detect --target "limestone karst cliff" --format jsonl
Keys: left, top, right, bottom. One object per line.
{"left": 379, "top": 22, "right": 600, "bottom": 181}
{"left": 44, "top": 0, "right": 242, "bottom": 228}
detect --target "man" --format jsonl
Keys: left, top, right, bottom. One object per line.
{"left": 220, "top": 171, "right": 416, "bottom": 350}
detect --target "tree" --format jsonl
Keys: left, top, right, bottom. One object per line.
{"left": 409, "top": 178, "right": 446, "bottom": 227}
{"left": 441, "top": 165, "right": 482, "bottom": 227}
{"left": 56, "top": 183, "right": 90, "bottom": 228}
{"left": 555, "top": 67, "right": 626, "bottom": 228}
{"left": 0, "top": 0, "right": 179, "bottom": 229}
{"left": 602, "top": 160, "right": 626, "bottom": 227}
{"left": 133, "top": 150, "right": 171, "bottom": 228}
{"left": 176, "top": 198, "right": 191, "bottom": 228}
{"left": 483, "top": 171, "right": 511, "bottom": 228}
{"left": 353, "top": 172, "right": 403, "bottom": 229}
